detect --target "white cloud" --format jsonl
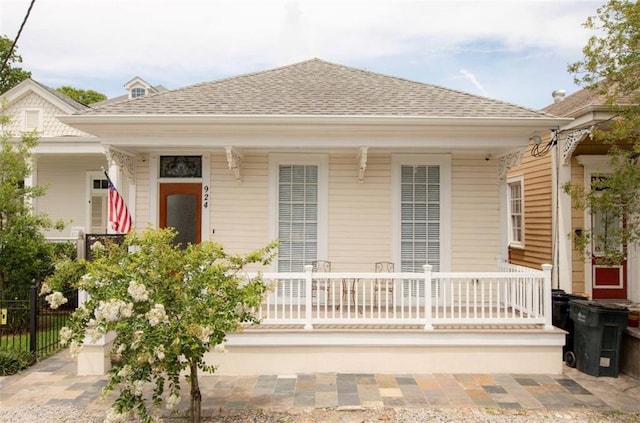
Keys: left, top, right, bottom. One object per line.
{"left": 0, "top": 0, "right": 602, "bottom": 106}
{"left": 459, "top": 69, "right": 488, "bottom": 97}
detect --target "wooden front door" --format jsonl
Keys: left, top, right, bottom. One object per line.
{"left": 591, "top": 207, "right": 627, "bottom": 299}
{"left": 159, "top": 183, "right": 202, "bottom": 247}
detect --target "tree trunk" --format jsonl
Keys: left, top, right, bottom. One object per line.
{"left": 189, "top": 362, "right": 201, "bottom": 423}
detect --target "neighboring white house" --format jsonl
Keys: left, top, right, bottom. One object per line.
{"left": 2, "top": 59, "right": 572, "bottom": 375}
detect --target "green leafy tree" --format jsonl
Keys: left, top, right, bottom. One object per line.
{"left": 55, "top": 85, "right": 107, "bottom": 105}
{"left": 0, "top": 35, "right": 31, "bottom": 94}
{"left": 44, "top": 228, "right": 276, "bottom": 423}
{"left": 565, "top": 0, "right": 640, "bottom": 265}
{"left": 0, "top": 112, "right": 65, "bottom": 300}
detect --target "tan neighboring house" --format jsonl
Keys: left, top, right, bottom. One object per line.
{"left": 508, "top": 87, "right": 640, "bottom": 303}
{"left": 3, "top": 59, "right": 572, "bottom": 375}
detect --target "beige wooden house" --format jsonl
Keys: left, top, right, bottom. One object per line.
{"left": 2, "top": 59, "right": 572, "bottom": 375}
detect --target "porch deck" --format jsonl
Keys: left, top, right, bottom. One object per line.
{"left": 205, "top": 263, "right": 564, "bottom": 376}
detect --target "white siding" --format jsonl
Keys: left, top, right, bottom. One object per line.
{"left": 135, "top": 154, "right": 150, "bottom": 230}
{"left": 209, "top": 152, "right": 270, "bottom": 254}
{"left": 451, "top": 154, "right": 501, "bottom": 271}
{"left": 328, "top": 153, "right": 392, "bottom": 272}
{"left": 36, "top": 155, "right": 107, "bottom": 237}
{"left": 3, "top": 92, "right": 89, "bottom": 137}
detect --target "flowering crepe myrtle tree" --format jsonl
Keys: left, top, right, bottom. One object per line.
{"left": 43, "top": 228, "right": 276, "bottom": 423}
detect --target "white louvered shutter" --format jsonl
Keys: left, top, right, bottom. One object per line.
{"left": 277, "top": 165, "right": 318, "bottom": 295}
{"left": 401, "top": 165, "right": 440, "bottom": 297}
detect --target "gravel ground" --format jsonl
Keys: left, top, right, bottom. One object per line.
{"left": 1, "top": 405, "right": 639, "bottom": 423}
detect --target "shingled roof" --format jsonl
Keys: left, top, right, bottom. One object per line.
{"left": 81, "top": 58, "right": 554, "bottom": 119}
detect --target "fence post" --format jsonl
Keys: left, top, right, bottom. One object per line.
{"left": 542, "top": 264, "right": 553, "bottom": 330}
{"left": 304, "top": 265, "right": 313, "bottom": 331}
{"left": 423, "top": 265, "right": 433, "bottom": 330}
{"left": 29, "top": 279, "right": 38, "bottom": 357}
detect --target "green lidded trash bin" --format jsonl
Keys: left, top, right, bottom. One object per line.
{"left": 569, "top": 299, "right": 628, "bottom": 377}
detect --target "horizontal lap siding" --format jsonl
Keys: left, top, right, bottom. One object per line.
{"left": 570, "top": 160, "right": 585, "bottom": 293}
{"left": 508, "top": 144, "right": 553, "bottom": 269}
{"left": 135, "top": 154, "right": 150, "bottom": 230}
{"left": 328, "top": 153, "right": 391, "bottom": 272}
{"left": 451, "top": 155, "right": 500, "bottom": 271}
{"left": 210, "top": 152, "right": 269, "bottom": 260}
{"left": 37, "top": 155, "right": 107, "bottom": 237}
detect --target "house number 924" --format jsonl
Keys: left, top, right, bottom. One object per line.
{"left": 203, "top": 185, "right": 209, "bottom": 208}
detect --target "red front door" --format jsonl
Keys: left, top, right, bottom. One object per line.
{"left": 159, "top": 183, "right": 202, "bottom": 247}
{"left": 591, "top": 207, "right": 627, "bottom": 299}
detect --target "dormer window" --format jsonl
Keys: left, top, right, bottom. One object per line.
{"left": 131, "top": 87, "right": 146, "bottom": 98}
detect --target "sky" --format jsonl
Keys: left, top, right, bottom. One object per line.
{"left": 1, "top": 0, "right": 604, "bottom": 110}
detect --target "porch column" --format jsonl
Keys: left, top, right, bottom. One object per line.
{"left": 555, "top": 154, "right": 573, "bottom": 293}
{"left": 24, "top": 155, "right": 38, "bottom": 212}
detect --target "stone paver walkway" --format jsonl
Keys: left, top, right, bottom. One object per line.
{"left": 1, "top": 349, "right": 640, "bottom": 419}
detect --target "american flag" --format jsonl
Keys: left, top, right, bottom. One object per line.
{"left": 105, "top": 172, "right": 132, "bottom": 233}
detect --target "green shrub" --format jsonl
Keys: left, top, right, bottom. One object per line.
{"left": 0, "top": 348, "right": 35, "bottom": 375}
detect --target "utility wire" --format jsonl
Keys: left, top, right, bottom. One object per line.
{"left": 0, "top": 0, "right": 37, "bottom": 75}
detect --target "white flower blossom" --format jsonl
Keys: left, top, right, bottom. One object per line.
{"left": 131, "top": 330, "right": 143, "bottom": 350}
{"left": 117, "top": 365, "right": 132, "bottom": 378}
{"left": 198, "top": 326, "right": 213, "bottom": 344}
{"left": 166, "top": 393, "right": 180, "bottom": 410}
{"left": 154, "top": 345, "right": 165, "bottom": 361}
{"left": 132, "top": 380, "right": 145, "bottom": 396}
{"left": 59, "top": 327, "right": 73, "bottom": 346}
{"left": 40, "top": 282, "right": 52, "bottom": 295}
{"left": 146, "top": 304, "right": 169, "bottom": 326}
{"left": 104, "top": 407, "right": 127, "bottom": 423}
{"left": 94, "top": 299, "right": 134, "bottom": 323}
{"left": 90, "top": 240, "right": 104, "bottom": 251}
{"left": 69, "top": 340, "right": 82, "bottom": 358}
{"left": 177, "top": 354, "right": 188, "bottom": 364}
{"left": 45, "top": 291, "right": 68, "bottom": 309}
{"left": 127, "top": 280, "right": 149, "bottom": 302}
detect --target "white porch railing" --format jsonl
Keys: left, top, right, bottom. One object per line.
{"left": 248, "top": 263, "right": 553, "bottom": 331}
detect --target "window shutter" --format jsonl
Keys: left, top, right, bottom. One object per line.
{"left": 401, "top": 165, "right": 440, "bottom": 297}
{"left": 277, "top": 165, "right": 318, "bottom": 296}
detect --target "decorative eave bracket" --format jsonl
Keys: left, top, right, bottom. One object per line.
{"left": 357, "top": 146, "right": 369, "bottom": 183}
{"left": 560, "top": 127, "right": 592, "bottom": 165}
{"left": 225, "top": 146, "right": 243, "bottom": 183}
{"left": 105, "top": 146, "right": 136, "bottom": 184}
{"left": 497, "top": 150, "right": 524, "bottom": 180}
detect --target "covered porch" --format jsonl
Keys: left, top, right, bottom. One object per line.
{"left": 204, "top": 260, "right": 565, "bottom": 375}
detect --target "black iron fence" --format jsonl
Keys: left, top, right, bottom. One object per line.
{"left": 0, "top": 282, "right": 78, "bottom": 359}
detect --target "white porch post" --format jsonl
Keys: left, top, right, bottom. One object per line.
{"left": 555, "top": 150, "right": 572, "bottom": 292}
{"left": 24, "top": 155, "right": 38, "bottom": 212}
{"left": 423, "top": 264, "right": 433, "bottom": 330}
{"left": 542, "top": 264, "right": 553, "bottom": 330}
{"left": 304, "top": 265, "right": 313, "bottom": 330}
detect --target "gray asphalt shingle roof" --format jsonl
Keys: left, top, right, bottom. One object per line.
{"left": 82, "top": 59, "right": 555, "bottom": 119}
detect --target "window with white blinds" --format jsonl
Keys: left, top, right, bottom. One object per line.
{"left": 400, "top": 164, "right": 441, "bottom": 273}
{"left": 277, "top": 164, "right": 318, "bottom": 272}
{"left": 506, "top": 176, "right": 524, "bottom": 248}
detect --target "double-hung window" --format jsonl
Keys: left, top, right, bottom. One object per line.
{"left": 507, "top": 176, "right": 524, "bottom": 248}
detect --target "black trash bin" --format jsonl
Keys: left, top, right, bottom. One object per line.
{"left": 551, "top": 290, "right": 587, "bottom": 366}
{"left": 569, "top": 299, "right": 628, "bottom": 377}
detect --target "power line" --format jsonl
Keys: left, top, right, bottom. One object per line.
{"left": 0, "top": 0, "right": 37, "bottom": 75}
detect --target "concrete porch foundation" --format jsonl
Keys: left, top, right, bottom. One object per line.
{"left": 206, "top": 329, "right": 566, "bottom": 375}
